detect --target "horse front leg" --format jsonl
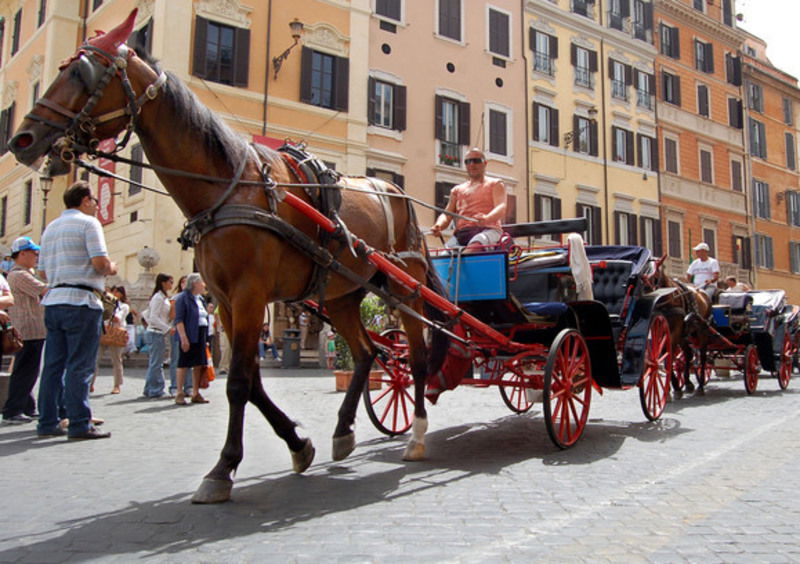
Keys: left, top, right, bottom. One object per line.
{"left": 402, "top": 348, "right": 429, "bottom": 461}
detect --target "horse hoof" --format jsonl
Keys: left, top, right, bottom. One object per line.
{"left": 332, "top": 433, "right": 355, "bottom": 461}
{"left": 292, "top": 439, "right": 315, "bottom": 473}
{"left": 673, "top": 389, "right": 683, "bottom": 400}
{"left": 684, "top": 382, "right": 695, "bottom": 393}
{"left": 694, "top": 388, "right": 705, "bottom": 397}
{"left": 191, "top": 478, "right": 233, "bottom": 504}
{"left": 402, "top": 440, "right": 425, "bottom": 461}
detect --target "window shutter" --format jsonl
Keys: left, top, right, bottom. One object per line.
{"left": 637, "top": 133, "right": 643, "bottom": 168}
{"left": 367, "top": 77, "right": 376, "bottom": 126}
{"left": 553, "top": 197, "right": 562, "bottom": 220}
{"left": 608, "top": 58, "right": 615, "bottom": 79}
{"left": 366, "top": 167, "right": 375, "bottom": 177}
{"left": 299, "top": 47, "right": 313, "bottom": 104}
{"left": 393, "top": 84, "right": 406, "bottom": 131}
{"left": 533, "top": 102, "right": 540, "bottom": 141}
{"left": 732, "top": 56, "right": 742, "bottom": 85}
{"left": 648, "top": 72, "right": 655, "bottom": 92}
{"left": 458, "top": 101, "right": 470, "bottom": 146}
{"left": 729, "top": 98, "right": 742, "bottom": 128}
{"left": 612, "top": 126, "right": 619, "bottom": 160}
{"left": 674, "top": 75, "right": 682, "bottom": 106}
{"left": 654, "top": 219, "right": 663, "bottom": 255}
{"left": 0, "top": 108, "right": 8, "bottom": 155}
{"left": 5, "top": 103, "right": 14, "bottom": 151}
{"left": 628, "top": 213, "right": 638, "bottom": 244}
{"left": 593, "top": 206, "right": 602, "bottom": 244}
{"left": 333, "top": 55, "right": 349, "bottom": 111}
{"left": 643, "top": 2, "right": 653, "bottom": 30}
{"left": 625, "top": 130, "right": 634, "bottom": 166}
{"left": 529, "top": 28, "right": 536, "bottom": 52}
{"left": 650, "top": 136, "right": 659, "bottom": 170}
{"left": 621, "top": 0, "right": 630, "bottom": 18}
{"left": 573, "top": 114, "right": 580, "bottom": 152}
{"left": 233, "top": 27, "right": 250, "bottom": 87}
{"left": 192, "top": 17, "right": 208, "bottom": 78}
{"left": 550, "top": 108, "right": 559, "bottom": 147}
{"left": 791, "top": 242, "right": 798, "bottom": 274}
{"left": 705, "top": 42, "right": 714, "bottom": 73}
{"left": 614, "top": 211, "right": 621, "bottom": 244}
{"left": 624, "top": 64, "right": 632, "bottom": 86}
{"left": 671, "top": 27, "right": 680, "bottom": 58}
{"left": 534, "top": 194, "right": 542, "bottom": 222}
{"left": 590, "top": 120, "right": 599, "bottom": 156}
{"left": 589, "top": 50, "right": 598, "bottom": 72}
{"left": 571, "top": 43, "right": 577, "bottom": 66}
{"left": 435, "top": 95, "right": 444, "bottom": 140}
{"left": 698, "top": 85, "right": 709, "bottom": 116}
{"left": 767, "top": 238, "right": 774, "bottom": 269}
{"left": 550, "top": 34, "right": 558, "bottom": 59}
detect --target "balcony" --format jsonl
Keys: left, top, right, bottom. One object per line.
{"left": 611, "top": 79, "right": 628, "bottom": 101}
{"left": 633, "top": 22, "right": 648, "bottom": 42}
{"left": 574, "top": 67, "right": 593, "bottom": 89}
{"left": 637, "top": 89, "right": 654, "bottom": 110}
{"left": 607, "top": 11, "right": 624, "bottom": 31}
{"left": 534, "top": 53, "right": 554, "bottom": 76}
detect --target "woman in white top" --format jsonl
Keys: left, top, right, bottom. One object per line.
{"left": 142, "top": 273, "right": 174, "bottom": 398}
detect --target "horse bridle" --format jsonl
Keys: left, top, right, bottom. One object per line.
{"left": 24, "top": 42, "right": 167, "bottom": 162}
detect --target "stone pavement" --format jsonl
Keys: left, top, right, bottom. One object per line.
{"left": 2, "top": 366, "right": 800, "bottom": 563}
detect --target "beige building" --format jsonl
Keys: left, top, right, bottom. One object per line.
{"left": 366, "top": 0, "right": 528, "bottom": 232}
{"left": 526, "top": 0, "right": 660, "bottom": 250}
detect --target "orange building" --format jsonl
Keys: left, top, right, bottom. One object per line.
{"left": 741, "top": 32, "right": 800, "bottom": 301}
{"left": 654, "top": 0, "right": 750, "bottom": 283}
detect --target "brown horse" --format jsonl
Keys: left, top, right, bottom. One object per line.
{"left": 9, "top": 10, "right": 446, "bottom": 503}
{"left": 649, "top": 256, "right": 712, "bottom": 395}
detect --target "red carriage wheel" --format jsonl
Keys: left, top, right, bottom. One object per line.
{"left": 543, "top": 329, "right": 592, "bottom": 449}
{"left": 672, "top": 348, "right": 686, "bottom": 391}
{"left": 363, "top": 329, "right": 414, "bottom": 435}
{"left": 499, "top": 358, "right": 535, "bottom": 414}
{"left": 778, "top": 333, "right": 792, "bottom": 390}
{"left": 639, "top": 314, "right": 672, "bottom": 421}
{"left": 743, "top": 344, "right": 760, "bottom": 395}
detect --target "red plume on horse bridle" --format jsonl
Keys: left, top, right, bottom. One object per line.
{"left": 87, "top": 8, "right": 138, "bottom": 53}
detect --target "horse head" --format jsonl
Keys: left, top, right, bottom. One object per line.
{"left": 8, "top": 9, "right": 165, "bottom": 175}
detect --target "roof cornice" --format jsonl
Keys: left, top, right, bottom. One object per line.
{"left": 655, "top": 0, "right": 745, "bottom": 48}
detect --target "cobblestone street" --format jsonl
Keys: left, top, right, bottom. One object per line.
{"left": 2, "top": 367, "right": 800, "bottom": 562}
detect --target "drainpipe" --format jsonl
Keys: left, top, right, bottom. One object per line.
{"left": 740, "top": 57, "right": 755, "bottom": 288}
{"left": 598, "top": 1, "right": 610, "bottom": 243}
{"left": 522, "top": 3, "right": 531, "bottom": 224}
{"left": 262, "top": 0, "right": 273, "bottom": 135}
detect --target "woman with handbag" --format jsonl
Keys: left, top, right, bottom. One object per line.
{"left": 142, "top": 273, "right": 174, "bottom": 398}
{"left": 94, "top": 286, "right": 130, "bottom": 394}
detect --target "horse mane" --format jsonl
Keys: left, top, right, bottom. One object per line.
{"left": 136, "top": 49, "right": 279, "bottom": 171}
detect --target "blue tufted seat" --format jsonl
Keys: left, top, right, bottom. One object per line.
{"left": 591, "top": 260, "right": 634, "bottom": 320}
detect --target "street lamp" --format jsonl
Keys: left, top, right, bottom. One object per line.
{"left": 272, "top": 18, "right": 304, "bottom": 79}
{"left": 39, "top": 173, "right": 53, "bottom": 236}
{"left": 563, "top": 106, "right": 599, "bottom": 148}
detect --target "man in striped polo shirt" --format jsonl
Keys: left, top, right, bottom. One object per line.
{"left": 37, "top": 181, "right": 117, "bottom": 440}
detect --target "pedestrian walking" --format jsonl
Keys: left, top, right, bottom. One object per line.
{"left": 174, "top": 273, "right": 211, "bottom": 405}
{"left": 94, "top": 286, "right": 130, "bottom": 395}
{"left": 36, "top": 181, "right": 116, "bottom": 440}
{"left": 1, "top": 237, "right": 42, "bottom": 424}
{"left": 142, "top": 273, "right": 173, "bottom": 398}
{"left": 299, "top": 311, "right": 310, "bottom": 349}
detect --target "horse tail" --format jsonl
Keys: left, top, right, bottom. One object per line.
{"left": 424, "top": 257, "right": 450, "bottom": 377}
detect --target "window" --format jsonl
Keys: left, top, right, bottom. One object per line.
{"left": 664, "top": 136, "right": 678, "bottom": 173}
{"left": 129, "top": 144, "right": 143, "bottom": 196}
{"left": 434, "top": 182, "right": 455, "bottom": 221}
{"left": 640, "top": 216, "right": 662, "bottom": 255}
{"left": 636, "top": 70, "right": 654, "bottom": 109}
{"left": 749, "top": 118, "right": 767, "bottom": 159}
{"left": 733, "top": 235, "right": 752, "bottom": 269}
{"left": 632, "top": 0, "right": 653, "bottom": 42}
{"left": 23, "top": 180, "right": 32, "bottom": 226}
{"left": 488, "top": 109, "right": 507, "bottom": 156}
{"left": 702, "top": 228, "right": 716, "bottom": 257}
{"left": 614, "top": 211, "right": 638, "bottom": 245}
{"left": 638, "top": 133, "right": 658, "bottom": 171}
{"left": 660, "top": 24, "right": 679, "bottom": 59}
{"left": 609, "top": 60, "right": 631, "bottom": 101}
{"left": 300, "top": 48, "right": 349, "bottom": 111}
{"left": 376, "top": 0, "right": 401, "bottom": 21}
{"left": 755, "top": 234, "right": 774, "bottom": 269}
{"left": 753, "top": 179, "right": 770, "bottom": 219}
{"left": 607, "top": 0, "right": 628, "bottom": 31}
{"left": 747, "top": 82, "right": 764, "bottom": 112}
{"left": 731, "top": 159, "right": 743, "bottom": 192}
{"left": 572, "top": 114, "right": 598, "bottom": 156}
{"left": 694, "top": 40, "right": 714, "bottom": 73}
{"left": 533, "top": 102, "right": 559, "bottom": 147}
{"left": 700, "top": 148, "right": 713, "bottom": 183}
{"left": 693, "top": 0, "right": 705, "bottom": 11}
{"left": 37, "top": 0, "right": 46, "bottom": 28}
{"left": 92, "top": 0, "right": 103, "bottom": 10}
{"left": 662, "top": 71, "right": 681, "bottom": 106}
{"left": 783, "top": 97, "right": 794, "bottom": 125}
{"left": 571, "top": 45, "right": 597, "bottom": 89}
{"left": 790, "top": 242, "right": 800, "bottom": 274}
{"left": 697, "top": 84, "right": 709, "bottom": 118}
{"left": 725, "top": 53, "right": 742, "bottom": 85}
{"left": 535, "top": 194, "right": 562, "bottom": 239}
{"left": 366, "top": 168, "right": 405, "bottom": 189}
{"left": 576, "top": 203, "right": 602, "bottom": 245}
{"left": 572, "top": 0, "right": 591, "bottom": 18}
{"left": 368, "top": 78, "right": 406, "bottom": 131}
{"left": 488, "top": 8, "right": 510, "bottom": 58}
{"left": 728, "top": 97, "right": 743, "bottom": 128}
{"left": 787, "top": 133, "right": 797, "bottom": 171}
{"left": 192, "top": 17, "right": 250, "bottom": 87}
{"left": 787, "top": 191, "right": 800, "bottom": 227}
{"left": 11, "top": 9, "right": 21, "bottom": 56}
{"left": 722, "top": 0, "right": 734, "bottom": 26}
{"left": 612, "top": 126, "right": 634, "bottom": 165}
{"left": 668, "top": 220, "right": 682, "bottom": 258}
{"left": 531, "top": 29, "right": 557, "bottom": 76}
{"left": 435, "top": 96, "right": 470, "bottom": 166}
{"left": 0, "top": 103, "right": 16, "bottom": 155}
{"left": 438, "top": 0, "right": 461, "bottom": 41}
{"left": 129, "top": 19, "right": 154, "bottom": 54}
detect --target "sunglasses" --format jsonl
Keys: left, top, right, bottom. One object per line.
{"left": 464, "top": 158, "right": 484, "bottom": 165}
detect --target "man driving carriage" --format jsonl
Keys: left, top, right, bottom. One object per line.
{"left": 430, "top": 148, "right": 507, "bottom": 250}
{"left": 686, "top": 242, "right": 720, "bottom": 300}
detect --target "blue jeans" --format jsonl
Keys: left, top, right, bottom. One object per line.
{"left": 258, "top": 341, "right": 279, "bottom": 359}
{"left": 168, "top": 332, "right": 190, "bottom": 395}
{"left": 143, "top": 330, "right": 167, "bottom": 397}
{"left": 37, "top": 305, "right": 102, "bottom": 436}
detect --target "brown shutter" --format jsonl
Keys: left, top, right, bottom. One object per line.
{"left": 0, "top": 108, "right": 8, "bottom": 155}
{"left": 192, "top": 17, "right": 208, "bottom": 78}
{"left": 593, "top": 206, "right": 602, "bottom": 244}
{"left": 550, "top": 108, "right": 559, "bottom": 147}
{"left": 435, "top": 95, "right": 444, "bottom": 140}
{"left": 529, "top": 27, "right": 535, "bottom": 51}
{"left": 626, "top": 130, "right": 634, "bottom": 166}
{"left": 671, "top": 27, "right": 680, "bottom": 58}
{"left": 532, "top": 102, "right": 540, "bottom": 141}
{"left": 589, "top": 120, "right": 598, "bottom": 156}
{"left": 698, "top": 85, "right": 709, "bottom": 116}
{"left": 458, "top": 101, "right": 470, "bottom": 146}
{"left": 612, "top": 126, "right": 619, "bottom": 160}
{"left": 654, "top": 219, "right": 662, "bottom": 255}
{"left": 705, "top": 42, "right": 714, "bottom": 73}
{"left": 233, "top": 27, "right": 250, "bottom": 87}
{"left": 643, "top": 1, "right": 653, "bottom": 30}
{"left": 573, "top": 114, "right": 580, "bottom": 152}
{"left": 648, "top": 72, "right": 655, "bottom": 92}
{"left": 651, "top": 136, "right": 659, "bottom": 170}
{"left": 333, "top": 56, "right": 349, "bottom": 111}
{"left": 624, "top": 64, "right": 632, "bottom": 86}
{"left": 553, "top": 197, "right": 562, "bottom": 220}
{"left": 534, "top": 194, "right": 542, "bottom": 221}
{"left": 608, "top": 58, "right": 615, "bottom": 79}
{"left": 589, "top": 49, "right": 598, "bottom": 72}
{"left": 636, "top": 133, "right": 643, "bottom": 168}
{"left": 620, "top": 0, "right": 630, "bottom": 17}
{"left": 628, "top": 213, "right": 638, "bottom": 244}
{"left": 571, "top": 43, "right": 577, "bottom": 66}
{"left": 367, "top": 77, "right": 376, "bottom": 126}
{"left": 550, "top": 34, "right": 558, "bottom": 59}
{"left": 299, "top": 47, "right": 313, "bottom": 104}
{"left": 614, "top": 211, "right": 621, "bottom": 244}
{"left": 674, "top": 75, "right": 682, "bottom": 106}
{"left": 393, "top": 84, "right": 406, "bottom": 131}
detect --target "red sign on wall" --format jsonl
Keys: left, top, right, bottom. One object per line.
{"left": 97, "top": 138, "right": 116, "bottom": 225}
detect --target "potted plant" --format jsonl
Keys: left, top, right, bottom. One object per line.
{"left": 334, "top": 294, "right": 387, "bottom": 391}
